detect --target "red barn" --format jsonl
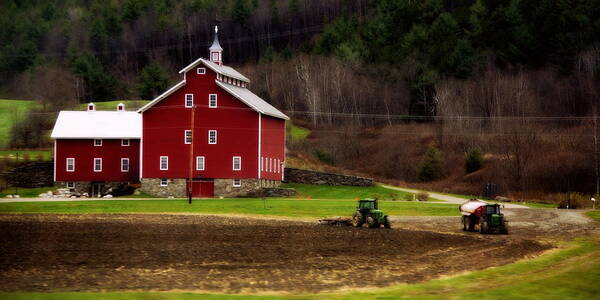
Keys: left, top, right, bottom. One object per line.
{"left": 51, "top": 103, "right": 142, "bottom": 196}
{"left": 51, "top": 26, "right": 289, "bottom": 198}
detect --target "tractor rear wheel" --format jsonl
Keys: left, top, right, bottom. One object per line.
{"left": 352, "top": 212, "right": 364, "bottom": 227}
{"left": 366, "top": 216, "right": 377, "bottom": 228}
{"left": 500, "top": 221, "right": 509, "bottom": 234}
{"left": 383, "top": 216, "right": 391, "bottom": 228}
{"left": 462, "top": 216, "right": 468, "bottom": 231}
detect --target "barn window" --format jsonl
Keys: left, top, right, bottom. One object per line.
{"left": 185, "top": 94, "right": 194, "bottom": 108}
{"left": 66, "top": 182, "right": 75, "bottom": 189}
{"left": 160, "top": 156, "right": 168, "bottom": 170}
{"left": 196, "top": 156, "right": 205, "bottom": 170}
{"left": 233, "top": 156, "right": 241, "bottom": 171}
{"left": 94, "top": 158, "right": 102, "bottom": 172}
{"left": 208, "top": 130, "right": 217, "bottom": 144}
{"left": 184, "top": 130, "right": 192, "bottom": 144}
{"left": 212, "top": 52, "right": 219, "bottom": 61}
{"left": 121, "top": 158, "right": 129, "bottom": 172}
{"left": 233, "top": 179, "right": 241, "bottom": 187}
{"left": 209, "top": 94, "right": 217, "bottom": 108}
{"left": 94, "top": 139, "right": 102, "bottom": 146}
{"left": 261, "top": 157, "right": 264, "bottom": 171}
{"left": 121, "top": 139, "right": 130, "bottom": 146}
{"left": 160, "top": 178, "right": 168, "bottom": 186}
{"left": 66, "top": 158, "right": 75, "bottom": 172}
{"left": 197, "top": 67, "right": 206, "bottom": 74}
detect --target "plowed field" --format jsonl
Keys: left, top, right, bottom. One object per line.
{"left": 0, "top": 214, "right": 549, "bottom": 293}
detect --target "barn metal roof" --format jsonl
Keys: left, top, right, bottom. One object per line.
{"left": 178, "top": 58, "right": 250, "bottom": 82}
{"left": 216, "top": 80, "right": 289, "bottom": 120}
{"left": 51, "top": 111, "right": 142, "bottom": 139}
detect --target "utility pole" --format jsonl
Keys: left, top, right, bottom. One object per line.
{"left": 188, "top": 104, "right": 196, "bottom": 204}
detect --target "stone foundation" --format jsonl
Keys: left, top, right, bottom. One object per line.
{"left": 214, "top": 179, "right": 282, "bottom": 197}
{"left": 55, "top": 181, "right": 130, "bottom": 197}
{"left": 140, "top": 178, "right": 187, "bottom": 198}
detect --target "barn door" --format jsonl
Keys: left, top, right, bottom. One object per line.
{"left": 187, "top": 179, "right": 214, "bottom": 198}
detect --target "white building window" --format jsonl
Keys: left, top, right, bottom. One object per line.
{"left": 94, "top": 158, "right": 102, "bottom": 172}
{"left": 66, "top": 182, "right": 75, "bottom": 189}
{"left": 212, "top": 52, "right": 219, "bottom": 61}
{"left": 66, "top": 158, "right": 75, "bottom": 172}
{"left": 121, "top": 139, "right": 130, "bottom": 146}
{"left": 121, "top": 158, "right": 129, "bottom": 172}
{"left": 209, "top": 94, "right": 217, "bottom": 108}
{"left": 269, "top": 158, "right": 272, "bottom": 172}
{"left": 208, "top": 130, "right": 217, "bottom": 144}
{"left": 197, "top": 67, "right": 206, "bottom": 74}
{"left": 261, "top": 157, "right": 264, "bottom": 171}
{"left": 233, "top": 179, "right": 241, "bottom": 187}
{"left": 233, "top": 156, "right": 241, "bottom": 171}
{"left": 184, "top": 130, "right": 192, "bottom": 144}
{"left": 196, "top": 156, "right": 205, "bottom": 170}
{"left": 94, "top": 139, "right": 102, "bottom": 146}
{"left": 185, "top": 94, "right": 194, "bottom": 108}
{"left": 160, "top": 178, "right": 168, "bottom": 186}
{"left": 160, "top": 156, "right": 168, "bottom": 170}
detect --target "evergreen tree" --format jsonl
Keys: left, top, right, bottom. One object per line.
{"left": 417, "top": 147, "right": 444, "bottom": 181}
{"left": 465, "top": 149, "right": 483, "bottom": 173}
{"left": 137, "top": 62, "right": 170, "bottom": 100}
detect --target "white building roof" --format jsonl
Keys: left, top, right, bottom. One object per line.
{"left": 216, "top": 80, "right": 289, "bottom": 120}
{"left": 51, "top": 111, "right": 142, "bottom": 139}
{"left": 179, "top": 58, "right": 250, "bottom": 82}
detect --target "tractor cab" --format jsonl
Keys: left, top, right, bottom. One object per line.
{"left": 358, "top": 199, "right": 378, "bottom": 211}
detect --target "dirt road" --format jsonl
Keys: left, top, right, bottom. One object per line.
{"left": 0, "top": 213, "right": 549, "bottom": 293}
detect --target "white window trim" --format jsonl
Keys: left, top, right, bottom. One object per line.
{"left": 208, "top": 130, "right": 217, "bottom": 144}
{"left": 94, "top": 158, "right": 102, "bottom": 172}
{"left": 185, "top": 94, "right": 194, "bottom": 108}
{"left": 233, "top": 156, "right": 241, "bottom": 171}
{"left": 66, "top": 182, "right": 75, "bottom": 189}
{"left": 184, "top": 130, "right": 192, "bottom": 144}
{"left": 94, "top": 139, "right": 102, "bottom": 146}
{"left": 209, "top": 94, "right": 217, "bottom": 108}
{"left": 197, "top": 67, "right": 206, "bottom": 74}
{"left": 261, "top": 157, "right": 264, "bottom": 171}
{"left": 160, "top": 156, "right": 168, "bottom": 170}
{"left": 160, "top": 178, "right": 168, "bottom": 186}
{"left": 196, "top": 156, "right": 205, "bottom": 171}
{"left": 121, "top": 139, "right": 130, "bottom": 146}
{"left": 233, "top": 179, "right": 241, "bottom": 187}
{"left": 121, "top": 158, "right": 130, "bottom": 172}
{"left": 66, "top": 158, "right": 75, "bottom": 172}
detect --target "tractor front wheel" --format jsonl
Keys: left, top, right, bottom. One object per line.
{"left": 366, "top": 216, "right": 377, "bottom": 228}
{"left": 352, "top": 212, "right": 364, "bottom": 227}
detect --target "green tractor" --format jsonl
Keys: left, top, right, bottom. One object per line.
{"left": 351, "top": 199, "right": 391, "bottom": 228}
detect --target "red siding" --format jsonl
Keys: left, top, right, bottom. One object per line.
{"left": 55, "top": 139, "right": 140, "bottom": 182}
{"left": 260, "top": 115, "right": 286, "bottom": 180}
{"left": 142, "top": 68, "right": 260, "bottom": 179}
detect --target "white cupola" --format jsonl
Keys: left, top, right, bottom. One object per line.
{"left": 87, "top": 103, "right": 96, "bottom": 111}
{"left": 209, "top": 25, "right": 223, "bottom": 66}
{"left": 117, "top": 103, "right": 125, "bottom": 111}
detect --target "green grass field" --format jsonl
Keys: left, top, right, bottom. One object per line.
{"left": 0, "top": 99, "right": 41, "bottom": 147}
{"left": 0, "top": 198, "right": 458, "bottom": 217}
{"left": 0, "top": 187, "right": 55, "bottom": 198}
{"left": 282, "top": 183, "right": 413, "bottom": 200}
{"left": 287, "top": 122, "right": 310, "bottom": 141}
{"left": 0, "top": 149, "right": 52, "bottom": 161}
{"left": 587, "top": 210, "right": 600, "bottom": 222}
{"left": 2, "top": 237, "right": 598, "bottom": 300}
{"left": 77, "top": 100, "right": 149, "bottom": 111}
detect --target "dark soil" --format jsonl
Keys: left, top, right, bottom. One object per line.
{"left": 0, "top": 214, "right": 549, "bottom": 293}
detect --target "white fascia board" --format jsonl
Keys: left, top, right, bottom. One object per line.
{"left": 137, "top": 80, "right": 186, "bottom": 113}
{"left": 215, "top": 80, "right": 290, "bottom": 120}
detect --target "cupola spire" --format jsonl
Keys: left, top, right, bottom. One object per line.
{"left": 209, "top": 25, "right": 223, "bottom": 66}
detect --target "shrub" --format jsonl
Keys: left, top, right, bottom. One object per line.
{"left": 314, "top": 149, "right": 334, "bottom": 165}
{"left": 417, "top": 192, "right": 429, "bottom": 201}
{"left": 554, "top": 193, "right": 590, "bottom": 209}
{"left": 403, "top": 193, "right": 414, "bottom": 201}
{"left": 465, "top": 148, "right": 483, "bottom": 173}
{"left": 417, "top": 147, "right": 443, "bottom": 181}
